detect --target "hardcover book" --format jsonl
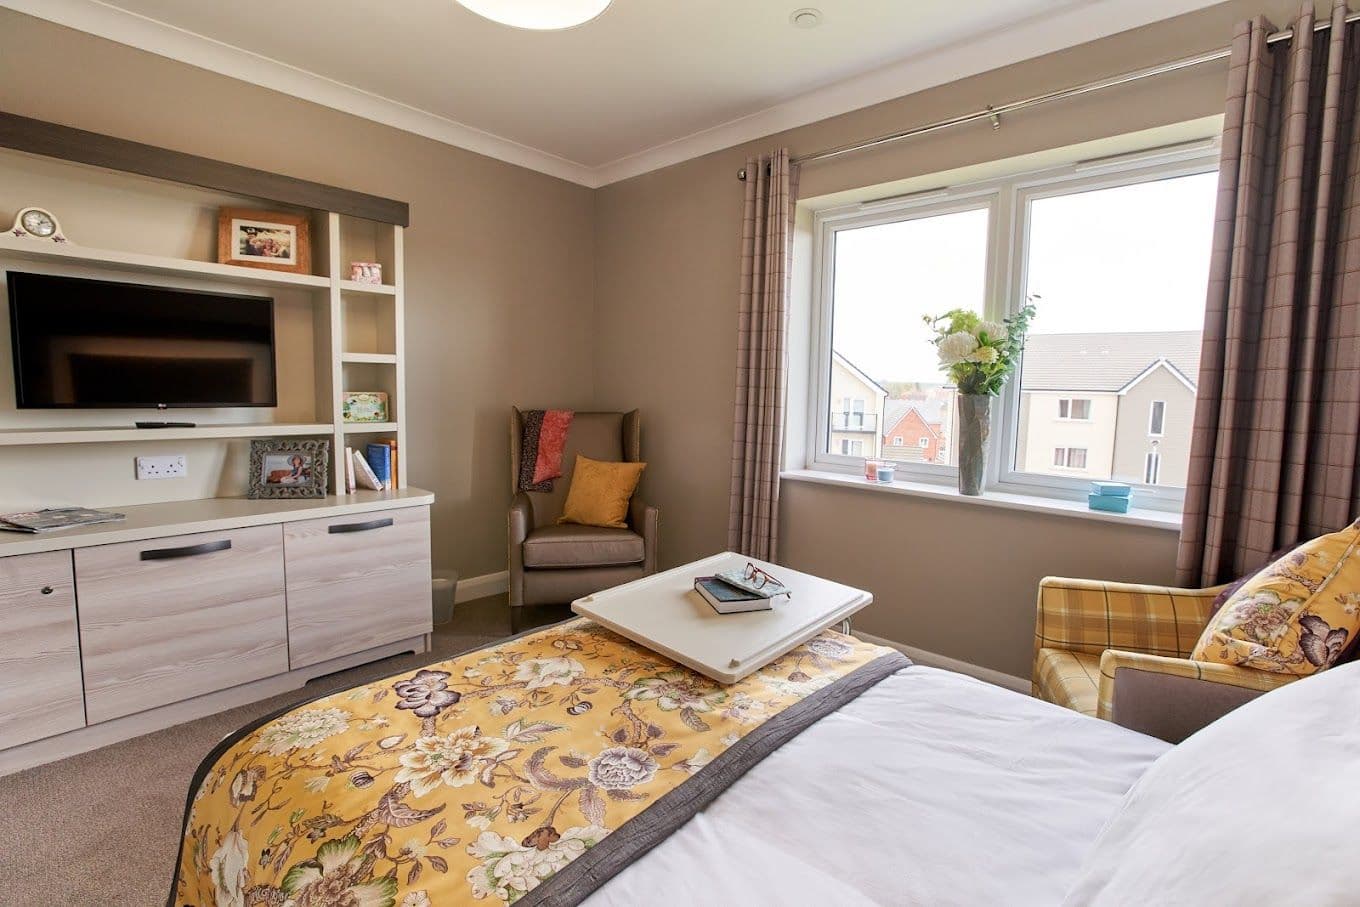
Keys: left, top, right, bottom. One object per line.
{"left": 366, "top": 443, "right": 392, "bottom": 489}
{"left": 693, "top": 576, "right": 773, "bottom": 614}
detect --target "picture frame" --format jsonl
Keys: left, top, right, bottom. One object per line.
{"left": 218, "top": 207, "right": 312, "bottom": 274}
{"left": 343, "top": 391, "right": 389, "bottom": 423}
{"left": 248, "top": 439, "right": 330, "bottom": 499}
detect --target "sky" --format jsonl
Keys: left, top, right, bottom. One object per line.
{"left": 831, "top": 170, "right": 1219, "bottom": 384}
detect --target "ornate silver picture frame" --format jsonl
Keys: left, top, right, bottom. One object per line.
{"left": 248, "top": 439, "right": 330, "bottom": 499}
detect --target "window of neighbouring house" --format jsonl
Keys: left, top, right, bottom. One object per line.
{"left": 1149, "top": 400, "right": 1166, "bottom": 436}
{"left": 1145, "top": 449, "right": 1162, "bottom": 485}
{"left": 1057, "top": 398, "right": 1092, "bottom": 420}
{"left": 813, "top": 197, "right": 991, "bottom": 475}
{"left": 1052, "top": 447, "right": 1089, "bottom": 469}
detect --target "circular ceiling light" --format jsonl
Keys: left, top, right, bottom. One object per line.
{"left": 454, "top": 0, "right": 612, "bottom": 30}
{"left": 789, "top": 7, "right": 823, "bottom": 29}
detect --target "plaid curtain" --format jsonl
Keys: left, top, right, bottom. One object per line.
{"left": 728, "top": 150, "right": 799, "bottom": 560}
{"left": 1179, "top": 1, "right": 1360, "bottom": 585}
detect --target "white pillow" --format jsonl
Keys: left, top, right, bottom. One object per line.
{"left": 1063, "top": 661, "right": 1360, "bottom": 906}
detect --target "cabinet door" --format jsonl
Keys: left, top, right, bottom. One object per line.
{"left": 76, "top": 524, "right": 288, "bottom": 724}
{"left": 0, "top": 550, "right": 84, "bottom": 748}
{"left": 284, "top": 506, "right": 432, "bottom": 669}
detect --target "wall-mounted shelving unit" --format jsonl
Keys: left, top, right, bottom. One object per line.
{"left": 0, "top": 147, "right": 409, "bottom": 508}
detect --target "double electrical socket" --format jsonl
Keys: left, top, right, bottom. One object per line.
{"left": 136, "top": 454, "right": 187, "bottom": 480}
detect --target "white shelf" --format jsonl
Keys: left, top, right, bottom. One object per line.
{"left": 341, "top": 353, "right": 398, "bottom": 364}
{"left": 338, "top": 280, "right": 397, "bottom": 295}
{"left": 0, "top": 423, "right": 335, "bottom": 446}
{"left": 341, "top": 422, "right": 399, "bottom": 434}
{"left": 0, "top": 234, "right": 331, "bottom": 292}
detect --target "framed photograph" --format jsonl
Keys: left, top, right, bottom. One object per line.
{"left": 218, "top": 208, "right": 312, "bottom": 274}
{"left": 343, "top": 391, "right": 389, "bottom": 423}
{"left": 248, "top": 439, "right": 330, "bottom": 499}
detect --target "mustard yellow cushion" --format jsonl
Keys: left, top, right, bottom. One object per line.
{"left": 1191, "top": 521, "right": 1360, "bottom": 675}
{"left": 557, "top": 454, "right": 646, "bottom": 529}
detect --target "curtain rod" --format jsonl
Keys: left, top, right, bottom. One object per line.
{"left": 738, "top": 10, "right": 1360, "bottom": 179}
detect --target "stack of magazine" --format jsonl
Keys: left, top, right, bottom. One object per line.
{"left": 693, "top": 569, "right": 791, "bottom": 615}
{"left": 0, "top": 507, "right": 127, "bottom": 533}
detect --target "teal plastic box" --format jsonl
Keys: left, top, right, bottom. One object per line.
{"left": 1090, "top": 481, "right": 1132, "bottom": 497}
{"left": 1088, "top": 493, "right": 1131, "bottom": 513}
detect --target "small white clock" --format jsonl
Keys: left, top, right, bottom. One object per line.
{"left": 9, "top": 207, "right": 67, "bottom": 243}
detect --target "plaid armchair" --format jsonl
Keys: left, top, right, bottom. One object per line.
{"left": 1033, "top": 577, "right": 1298, "bottom": 741}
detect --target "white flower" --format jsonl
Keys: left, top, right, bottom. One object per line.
{"left": 209, "top": 830, "right": 250, "bottom": 907}
{"left": 466, "top": 826, "right": 609, "bottom": 901}
{"left": 968, "top": 345, "right": 999, "bottom": 364}
{"left": 587, "top": 747, "right": 658, "bottom": 790}
{"left": 467, "top": 815, "right": 492, "bottom": 830}
{"left": 395, "top": 727, "right": 510, "bottom": 796}
{"left": 936, "top": 331, "right": 978, "bottom": 366}
{"left": 250, "top": 707, "right": 349, "bottom": 756}
{"left": 513, "top": 657, "right": 586, "bottom": 690}
{"left": 401, "top": 893, "right": 432, "bottom": 907}
{"left": 975, "top": 320, "right": 1007, "bottom": 340}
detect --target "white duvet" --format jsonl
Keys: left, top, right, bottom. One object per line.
{"left": 584, "top": 666, "right": 1168, "bottom": 907}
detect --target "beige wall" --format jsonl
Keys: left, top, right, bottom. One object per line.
{"left": 0, "top": 10, "right": 597, "bottom": 579}
{"left": 1019, "top": 391, "right": 1118, "bottom": 479}
{"left": 593, "top": 0, "right": 1300, "bottom": 676}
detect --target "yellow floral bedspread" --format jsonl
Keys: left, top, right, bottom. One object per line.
{"left": 172, "top": 619, "right": 898, "bottom": 906}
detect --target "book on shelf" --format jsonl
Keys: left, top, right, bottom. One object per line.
{"left": 366, "top": 442, "right": 392, "bottom": 489}
{"left": 693, "top": 576, "right": 774, "bottom": 614}
{"left": 352, "top": 449, "right": 384, "bottom": 491}
{"left": 344, "top": 446, "right": 357, "bottom": 493}
{"left": 0, "top": 507, "right": 126, "bottom": 533}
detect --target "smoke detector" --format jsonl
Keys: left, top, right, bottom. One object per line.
{"left": 790, "top": 8, "right": 823, "bottom": 29}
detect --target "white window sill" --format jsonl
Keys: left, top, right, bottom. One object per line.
{"left": 780, "top": 469, "right": 1183, "bottom": 531}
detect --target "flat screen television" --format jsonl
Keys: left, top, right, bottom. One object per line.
{"left": 7, "top": 271, "right": 278, "bottom": 409}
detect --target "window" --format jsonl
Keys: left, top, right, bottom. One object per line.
{"left": 810, "top": 141, "right": 1218, "bottom": 511}
{"left": 918, "top": 437, "right": 930, "bottom": 448}
{"left": 839, "top": 439, "right": 864, "bottom": 457}
{"left": 1057, "top": 398, "right": 1092, "bottom": 420}
{"left": 814, "top": 198, "right": 992, "bottom": 476}
{"left": 1149, "top": 400, "right": 1166, "bottom": 436}
{"left": 1145, "top": 450, "right": 1162, "bottom": 485}
{"left": 1052, "top": 447, "right": 1089, "bottom": 469}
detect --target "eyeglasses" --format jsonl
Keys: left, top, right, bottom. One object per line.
{"left": 744, "top": 561, "right": 789, "bottom": 595}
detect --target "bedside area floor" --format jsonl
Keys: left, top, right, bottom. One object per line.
{"left": 0, "top": 595, "right": 570, "bottom": 906}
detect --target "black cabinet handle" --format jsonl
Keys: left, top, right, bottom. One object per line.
{"left": 40, "top": 586, "right": 53, "bottom": 595}
{"left": 329, "top": 517, "right": 394, "bottom": 534}
{"left": 140, "top": 539, "right": 232, "bottom": 561}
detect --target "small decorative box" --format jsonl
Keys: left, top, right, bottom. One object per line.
{"left": 349, "top": 261, "right": 383, "bottom": 284}
{"left": 342, "top": 391, "right": 389, "bottom": 423}
{"left": 1090, "top": 481, "right": 1132, "bottom": 497}
{"left": 1088, "top": 493, "right": 1131, "bottom": 514}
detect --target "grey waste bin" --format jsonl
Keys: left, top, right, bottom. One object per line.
{"left": 432, "top": 570, "right": 457, "bottom": 625}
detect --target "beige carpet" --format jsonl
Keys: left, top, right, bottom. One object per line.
{"left": 0, "top": 596, "right": 571, "bottom": 907}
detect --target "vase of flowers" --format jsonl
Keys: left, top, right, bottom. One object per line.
{"left": 924, "top": 302, "right": 1036, "bottom": 496}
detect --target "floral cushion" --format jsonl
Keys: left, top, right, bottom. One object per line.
{"left": 1191, "top": 521, "right": 1360, "bottom": 674}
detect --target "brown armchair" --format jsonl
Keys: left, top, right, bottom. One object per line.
{"left": 508, "top": 408, "right": 658, "bottom": 630}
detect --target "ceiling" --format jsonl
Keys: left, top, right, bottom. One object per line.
{"left": 8, "top": 0, "right": 1220, "bottom": 186}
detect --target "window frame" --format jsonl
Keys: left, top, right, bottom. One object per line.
{"left": 808, "top": 189, "right": 1005, "bottom": 482}
{"left": 1148, "top": 400, "right": 1166, "bottom": 437}
{"left": 807, "top": 143, "right": 1218, "bottom": 512}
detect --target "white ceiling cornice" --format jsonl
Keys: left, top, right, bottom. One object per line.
{"left": 4, "top": 0, "right": 1221, "bottom": 189}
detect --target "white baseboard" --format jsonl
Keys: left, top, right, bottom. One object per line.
{"left": 454, "top": 570, "right": 509, "bottom": 604}
{"left": 853, "top": 630, "right": 1030, "bottom": 694}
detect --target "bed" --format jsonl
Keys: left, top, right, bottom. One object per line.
{"left": 170, "top": 617, "right": 1184, "bottom": 906}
